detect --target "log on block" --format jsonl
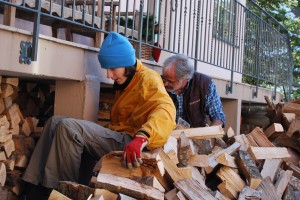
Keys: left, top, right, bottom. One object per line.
{"left": 174, "top": 178, "right": 216, "bottom": 200}
{"left": 261, "top": 159, "right": 282, "bottom": 182}
{"left": 236, "top": 150, "right": 262, "bottom": 189}
{"left": 247, "top": 146, "right": 291, "bottom": 160}
{"left": 97, "top": 152, "right": 169, "bottom": 192}
{"left": 171, "top": 125, "right": 225, "bottom": 139}
{"left": 95, "top": 173, "right": 164, "bottom": 200}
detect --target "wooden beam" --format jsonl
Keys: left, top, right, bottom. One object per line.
{"left": 247, "top": 146, "right": 291, "bottom": 160}
{"left": 171, "top": 125, "right": 225, "bottom": 139}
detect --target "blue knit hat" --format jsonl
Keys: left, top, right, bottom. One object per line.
{"left": 98, "top": 32, "right": 136, "bottom": 69}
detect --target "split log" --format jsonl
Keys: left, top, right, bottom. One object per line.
{"left": 0, "top": 84, "right": 13, "bottom": 99}
{"left": 0, "top": 139, "right": 15, "bottom": 158}
{"left": 1, "top": 78, "right": 18, "bottom": 87}
{"left": 164, "top": 188, "right": 179, "bottom": 200}
{"left": 282, "top": 102, "right": 300, "bottom": 118}
{"left": 177, "top": 132, "right": 192, "bottom": 168}
{"left": 174, "top": 178, "right": 217, "bottom": 200}
{"left": 95, "top": 173, "right": 164, "bottom": 200}
{"left": 216, "top": 153, "right": 237, "bottom": 168}
{"left": 249, "top": 127, "right": 274, "bottom": 147}
{"left": 257, "top": 177, "right": 281, "bottom": 200}
{"left": 281, "top": 113, "right": 295, "bottom": 130}
{"left": 188, "top": 154, "right": 209, "bottom": 168}
{"left": 286, "top": 118, "right": 300, "bottom": 137}
{"left": 261, "top": 159, "right": 282, "bottom": 182}
{"left": 0, "top": 163, "right": 6, "bottom": 186}
{"left": 217, "top": 181, "right": 238, "bottom": 199}
{"left": 274, "top": 170, "right": 293, "bottom": 198}
{"left": 216, "top": 166, "right": 245, "bottom": 193}
{"left": 264, "top": 123, "right": 284, "bottom": 140}
{"left": 234, "top": 134, "right": 251, "bottom": 151}
{"left": 205, "top": 142, "right": 241, "bottom": 174}
{"left": 237, "top": 186, "right": 262, "bottom": 200}
{"left": 236, "top": 150, "right": 262, "bottom": 189}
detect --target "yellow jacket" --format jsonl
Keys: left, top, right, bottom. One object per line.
{"left": 109, "top": 60, "right": 176, "bottom": 150}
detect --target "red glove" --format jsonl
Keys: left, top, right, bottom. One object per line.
{"left": 122, "top": 135, "right": 148, "bottom": 169}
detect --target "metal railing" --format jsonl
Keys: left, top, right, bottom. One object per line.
{"left": 0, "top": 0, "right": 294, "bottom": 100}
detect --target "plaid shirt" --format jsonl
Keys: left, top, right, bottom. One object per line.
{"left": 172, "top": 80, "right": 225, "bottom": 125}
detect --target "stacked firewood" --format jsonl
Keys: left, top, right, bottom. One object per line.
{"left": 0, "top": 76, "right": 43, "bottom": 199}
{"left": 49, "top": 95, "right": 300, "bottom": 200}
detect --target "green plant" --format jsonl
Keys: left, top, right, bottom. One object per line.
{"left": 118, "top": 15, "right": 158, "bottom": 42}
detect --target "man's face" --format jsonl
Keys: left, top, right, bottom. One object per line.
{"left": 106, "top": 67, "right": 127, "bottom": 85}
{"left": 162, "top": 65, "right": 187, "bottom": 94}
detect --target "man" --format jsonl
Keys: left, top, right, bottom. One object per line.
{"left": 21, "top": 32, "right": 176, "bottom": 199}
{"left": 162, "top": 54, "right": 225, "bottom": 127}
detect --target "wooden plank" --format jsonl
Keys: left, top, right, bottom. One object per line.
{"left": 96, "top": 173, "right": 164, "bottom": 200}
{"left": 171, "top": 125, "right": 225, "bottom": 139}
{"left": 174, "top": 178, "right": 217, "bottom": 200}
{"left": 236, "top": 150, "right": 262, "bottom": 189}
{"left": 247, "top": 146, "right": 291, "bottom": 160}
{"left": 261, "top": 159, "right": 282, "bottom": 182}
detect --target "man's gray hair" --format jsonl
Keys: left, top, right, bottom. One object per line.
{"left": 162, "top": 54, "right": 194, "bottom": 80}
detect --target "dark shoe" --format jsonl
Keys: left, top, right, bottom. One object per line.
{"left": 19, "top": 181, "right": 52, "bottom": 200}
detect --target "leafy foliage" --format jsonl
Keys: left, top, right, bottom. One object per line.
{"left": 254, "top": 0, "right": 300, "bottom": 99}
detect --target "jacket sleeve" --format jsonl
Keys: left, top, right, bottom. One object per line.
{"left": 135, "top": 76, "right": 176, "bottom": 150}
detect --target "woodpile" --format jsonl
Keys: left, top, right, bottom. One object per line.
{"left": 48, "top": 95, "right": 300, "bottom": 200}
{"left": 0, "top": 76, "right": 48, "bottom": 199}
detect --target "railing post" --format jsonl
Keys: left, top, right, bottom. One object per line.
{"left": 31, "top": 0, "right": 41, "bottom": 61}
{"left": 137, "top": 0, "right": 145, "bottom": 59}
{"left": 194, "top": 0, "right": 201, "bottom": 71}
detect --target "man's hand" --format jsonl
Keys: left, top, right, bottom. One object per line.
{"left": 122, "top": 135, "right": 148, "bottom": 169}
